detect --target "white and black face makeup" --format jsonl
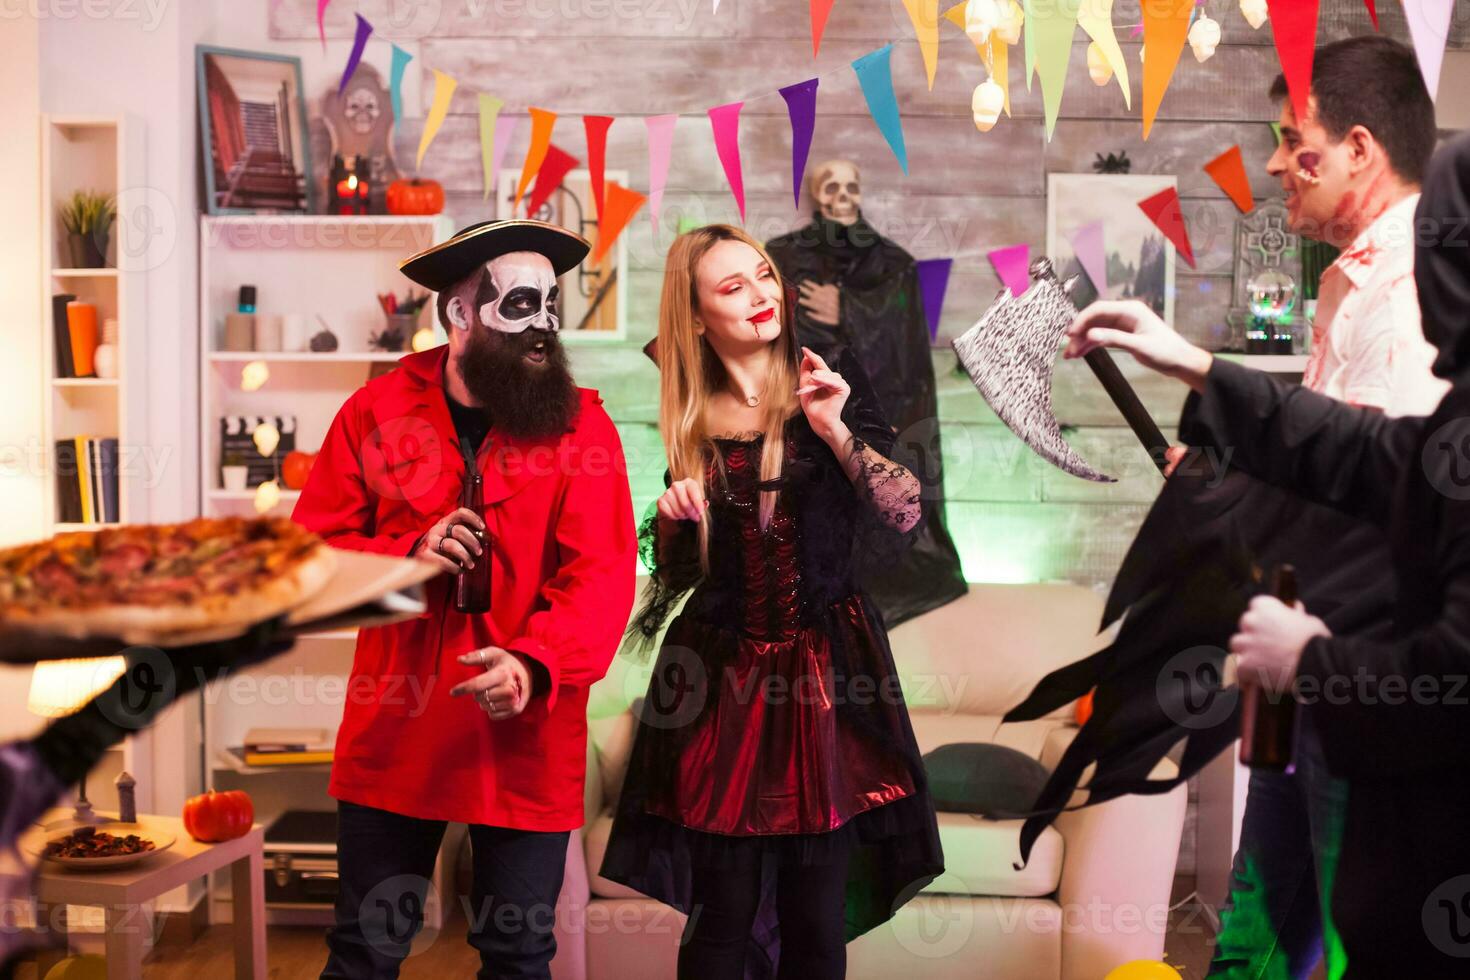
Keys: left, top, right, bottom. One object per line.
{"left": 452, "top": 251, "right": 561, "bottom": 334}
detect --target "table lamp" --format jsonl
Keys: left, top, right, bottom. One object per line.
{"left": 27, "top": 657, "right": 127, "bottom": 827}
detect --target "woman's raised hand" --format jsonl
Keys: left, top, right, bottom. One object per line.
{"left": 797, "top": 346, "right": 851, "bottom": 440}
{"left": 656, "top": 477, "right": 708, "bottom": 523}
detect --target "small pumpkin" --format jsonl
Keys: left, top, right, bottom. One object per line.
{"left": 182, "top": 789, "right": 254, "bottom": 843}
{"left": 282, "top": 450, "right": 317, "bottom": 490}
{"left": 386, "top": 178, "right": 444, "bottom": 216}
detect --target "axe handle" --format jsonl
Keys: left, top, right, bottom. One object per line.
{"left": 1083, "top": 348, "right": 1171, "bottom": 475}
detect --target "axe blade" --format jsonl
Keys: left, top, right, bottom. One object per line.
{"left": 952, "top": 258, "right": 1117, "bottom": 483}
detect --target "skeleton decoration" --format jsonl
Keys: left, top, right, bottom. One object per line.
{"left": 810, "top": 159, "right": 861, "bottom": 226}
{"left": 952, "top": 258, "right": 1116, "bottom": 482}
{"left": 320, "top": 63, "right": 401, "bottom": 205}
{"left": 466, "top": 252, "right": 561, "bottom": 333}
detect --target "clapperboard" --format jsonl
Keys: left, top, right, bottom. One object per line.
{"left": 219, "top": 415, "right": 297, "bottom": 488}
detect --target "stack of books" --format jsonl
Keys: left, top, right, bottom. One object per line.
{"left": 54, "top": 436, "right": 119, "bottom": 525}
{"left": 231, "top": 728, "right": 334, "bottom": 767}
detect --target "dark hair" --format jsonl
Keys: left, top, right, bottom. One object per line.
{"left": 434, "top": 268, "right": 500, "bottom": 329}
{"left": 1269, "top": 35, "right": 1436, "bottom": 184}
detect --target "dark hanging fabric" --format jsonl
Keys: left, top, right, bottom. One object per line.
{"left": 765, "top": 212, "right": 967, "bottom": 628}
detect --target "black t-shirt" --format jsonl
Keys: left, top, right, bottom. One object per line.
{"left": 444, "top": 388, "right": 492, "bottom": 456}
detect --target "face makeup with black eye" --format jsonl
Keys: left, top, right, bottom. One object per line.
{"left": 470, "top": 251, "right": 563, "bottom": 368}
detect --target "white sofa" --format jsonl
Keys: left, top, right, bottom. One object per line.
{"left": 550, "top": 582, "right": 1187, "bottom": 980}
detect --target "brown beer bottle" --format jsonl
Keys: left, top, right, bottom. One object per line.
{"left": 455, "top": 463, "right": 491, "bottom": 615}
{"left": 1239, "top": 564, "right": 1298, "bottom": 771}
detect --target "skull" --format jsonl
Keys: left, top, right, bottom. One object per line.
{"left": 343, "top": 87, "right": 380, "bottom": 135}
{"left": 810, "top": 159, "right": 861, "bottom": 226}
{"left": 1189, "top": 14, "right": 1221, "bottom": 63}
{"left": 469, "top": 251, "right": 561, "bottom": 333}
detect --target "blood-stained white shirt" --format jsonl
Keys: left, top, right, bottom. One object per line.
{"left": 1302, "top": 192, "right": 1449, "bottom": 417}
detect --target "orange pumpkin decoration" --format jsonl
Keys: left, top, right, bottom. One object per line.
{"left": 282, "top": 450, "right": 316, "bottom": 490}
{"left": 386, "top": 178, "right": 444, "bottom": 216}
{"left": 1075, "top": 688, "right": 1096, "bottom": 727}
{"left": 183, "top": 789, "right": 254, "bottom": 843}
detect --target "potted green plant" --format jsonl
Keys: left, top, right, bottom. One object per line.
{"left": 59, "top": 190, "right": 116, "bottom": 269}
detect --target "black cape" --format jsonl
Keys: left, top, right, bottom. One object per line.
{"left": 1016, "top": 133, "right": 1470, "bottom": 975}
{"left": 765, "top": 212, "right": 967, "bottom": 627}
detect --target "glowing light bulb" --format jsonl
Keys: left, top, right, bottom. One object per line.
{"left": 1087, "top": 42, "right": 1114, "bottom": 86}
{"left": 252, "top": 420, "right": 280, "bottom": 458}
{"left": 241, "top": 360, "right": 269, "bottom": 392}
{"left": 1189, "top": 13, "right": 1221, "bottom": 62}
{"left": 254, "top": 479, "right": 281, "bottom": 514}
{"left": 1240, "top": 0, "right": 1267, "bottom": 30}
{"left": 972, "top": 79, "right": 1005, "bottom": 132}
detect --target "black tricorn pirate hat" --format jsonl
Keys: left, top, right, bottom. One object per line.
{"left": 398, "top": 218, "right": 590, "bottom": 291}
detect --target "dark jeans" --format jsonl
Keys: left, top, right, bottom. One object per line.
{"left": 321, "top": 800, "right": 570, "bottom": 980}
{"left": 677, "top": 833, "right": 852, "bottom": 980}
{"left": 1207, "top": 716, "right": 1349, "bottom": 979}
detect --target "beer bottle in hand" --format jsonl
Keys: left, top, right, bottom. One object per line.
{"left": 1239, "top": 564, "right": 1298, "bottom": 771}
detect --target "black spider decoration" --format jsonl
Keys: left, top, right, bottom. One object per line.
{"left": 1092, "top": 151, "right": 1133, "bottom": 174}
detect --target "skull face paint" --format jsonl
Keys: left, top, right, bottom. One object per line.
{"left": 471, "top": 251, "right": 561, "bottom": 334}
{"left": 810, "top": 159, "right": 861, "bottom": 226}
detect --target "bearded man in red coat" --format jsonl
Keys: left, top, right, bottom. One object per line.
{"left": 292, "top": 219, "right": 637, "bottom": 980}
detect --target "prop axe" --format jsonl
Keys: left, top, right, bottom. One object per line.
{"left": 952, "top": 257, "right": 1171, "bottom": 482}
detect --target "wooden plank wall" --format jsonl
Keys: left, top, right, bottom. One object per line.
{"left": 270, "top": 0, "right": 1466, "bottom": 590}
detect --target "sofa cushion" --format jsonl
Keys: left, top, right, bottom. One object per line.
{"left": 887, "top": 583, "right": 1109, "bottom": 719}
{"left": 923, "top": 814, "right": 1064, "bottom": 898}
{"left": 924, "top": 743, "right": 1050, "bottom": 819}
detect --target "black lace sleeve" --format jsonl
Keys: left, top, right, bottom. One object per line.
{"left": 621, "top": 471, "right": 703, "bottom": 659}
{"left": 833, "top": 347, "right": 926, "bottom": 554}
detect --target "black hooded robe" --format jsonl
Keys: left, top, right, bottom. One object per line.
{"left": 765, "top": 213, "right": 967, "bottom": 627}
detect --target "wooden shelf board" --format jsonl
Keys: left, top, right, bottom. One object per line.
{"left": 208, "top": 351, "right": 406, "bottom": 363}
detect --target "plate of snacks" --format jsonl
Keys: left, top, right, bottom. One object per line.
{"left": 30, "top": 823, "right": 175, "bottom": 870}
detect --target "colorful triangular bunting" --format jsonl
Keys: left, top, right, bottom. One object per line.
{"left": 513, "top": 107, "right": 557, "bottom": 214}
{"left": 1405, "top": 0, "right": 1454, "bottom": 101}
{"left": 525, "top": 144, "right": 580, "bottom": 218}
{"left": 709, "top": 101, "right": 746, "bottom": 222}
{"left": 1138, "top": 187, "right": 1196, "bottom": 269}
{"left": 584, "top": 116, "right": 614, "bottom": 222}
{"left": 477, "top": 94, "right": 504, "bottom": 201}
{"left": 811, "top": 0, "right": 837, "bottom": 56}
{"left": 1032, "top": 0, "right": 1082, "bottom": 139}
{"left": 915, "top": 258, "right": 952, "bottom": 341}
{"left": 646, "top": 114, "right": 677, "bottom": 226}
{"left": 852, "top": 46, "right": 908, "bottom": 174}
{"left": 1141, "top": 0, "right": 1193, "bottom": 139}
{"left": 779, "top": 79, "right": 820, "bottom": 210}
{"left": 593, "top": 182, "right": 647, "bottom": 265}
{"left": 1203, "top": 145, "right": 1255, "bottom": 213}
{"left": 988, "top": 243, "right": 1031, "bottom": 296}
{"left": 415, "top": 69, "right": 457, "bottom": 170}
{"left": 1078, "top": 0, "right": 1130, "bottom": 109}
{"left": 389, "top": 44, "right": 412, "bottom": 138}
{"left": 901, "top": 0, "right": 941, "bottom": 90}
{"left": 338, "top": 14, "right": 372, "bottom": 95}
{"left": 1265, "top": 0, "right": 1319, "bottom": 126}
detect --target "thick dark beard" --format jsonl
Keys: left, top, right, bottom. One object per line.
{"left": 457, "top": 327, "right": 580, "bottom": 440}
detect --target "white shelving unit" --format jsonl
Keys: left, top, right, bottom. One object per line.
{"left": 38, "top": 113, "right": 151, "bottom": 806}
{"left": 197, "top": 213, "right": 454, "bottom": 925}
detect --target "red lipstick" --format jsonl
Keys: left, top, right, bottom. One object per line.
{"left": 748, "top": 308, "right": 775, "bottom": 324}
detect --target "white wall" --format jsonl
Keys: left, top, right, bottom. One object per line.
{"left": 0, "top": 12, "right": 47, "bottom": 741}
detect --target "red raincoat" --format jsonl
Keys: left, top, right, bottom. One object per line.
{"left": 291, "top": 345, "right": 637, "bottom": 830}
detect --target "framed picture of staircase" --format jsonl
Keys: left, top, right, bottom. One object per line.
{"left": 196, "top": 45, "right": 315, "bottom": 216}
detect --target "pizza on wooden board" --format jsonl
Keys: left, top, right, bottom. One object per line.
{"left": 0, "top": 516, "right": 336, "bottom": 642}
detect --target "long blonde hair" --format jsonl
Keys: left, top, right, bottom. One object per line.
{"left": 655, "top": 224, "right": 801, "bottom": 573}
